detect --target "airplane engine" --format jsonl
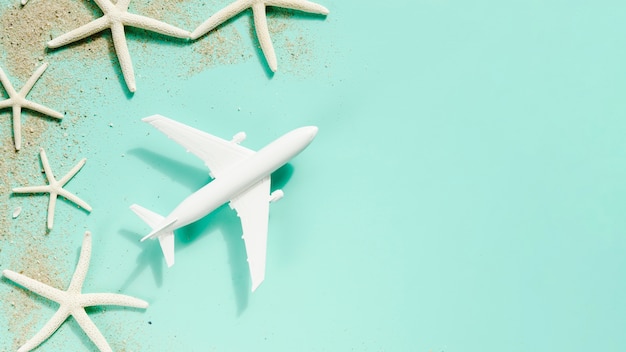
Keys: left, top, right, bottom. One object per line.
{"left": 270, "top": 190, "right": 284, "bottom": 203}
{"left": 231, "top": 132, "right": 246, "bottom": 144}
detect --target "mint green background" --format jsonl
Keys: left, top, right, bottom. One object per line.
{"left": 1, "top": 0, "right": 626, "bottom": 351}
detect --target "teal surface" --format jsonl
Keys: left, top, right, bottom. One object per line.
{"left": 1, "top": 0, "right": 626, "bottom": 351}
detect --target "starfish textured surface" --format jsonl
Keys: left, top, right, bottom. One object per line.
{"left": 0, "top": 63, "right": 63, "bottom": 150}
{"left": 2, "top": 232, "right": 149, "bottom": 352}
{"left": 190, "top": 0, "right": 329, "bottom": 72}
{"left": 47, "top": 0, "right": 191, "bottom": 92}
{"left": 12, "top": 148, "right": 92, "bottom": 230}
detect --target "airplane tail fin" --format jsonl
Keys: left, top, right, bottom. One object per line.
{"left": 130, "top": 204, "right": 177, "bottom": 267}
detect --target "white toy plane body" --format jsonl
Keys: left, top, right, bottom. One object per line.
{"left": 131, "top": 114, "right": 317, "bottom": 291}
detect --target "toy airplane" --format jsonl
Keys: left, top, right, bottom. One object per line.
{"left": 131, "top": 114, "right": 318, "bottom": 292}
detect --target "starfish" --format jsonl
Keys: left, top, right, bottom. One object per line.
{"left": 2, "top": 231, "right": 149, "bottom": 352}
{"left": 12, "top": 148, "right": 91, "bottom": 230}
{"left": 190, "top": 0, "right": 329, "bottom": 72}
{"left": 0, "top": 63, "right": 63, "bottom": 150}
{"left": 47, "top": 0, "right": 191, "bottom": 93}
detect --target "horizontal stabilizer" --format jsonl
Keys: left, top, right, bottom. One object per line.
{"left": 130, "top": 204, "right": 164, "bottom": 228}
{"left": 141, "top": 218, "right": 177, "bottom": 242}
{"left": 130, "top": 203, "right": 177, "bottom": 267}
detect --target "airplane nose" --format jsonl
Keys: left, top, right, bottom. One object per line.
{"left": 306, "top": 126, "right": 319, "bottom": 140}
{"left": 293, "top": 126, "right": 318, "bottom": 144}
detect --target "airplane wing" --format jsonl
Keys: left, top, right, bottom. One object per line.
{"left": 143, "top": 114, "right": 254, "bottom": 178}
{"left": 230, "top": 176, "right": 271, "bottom": 292}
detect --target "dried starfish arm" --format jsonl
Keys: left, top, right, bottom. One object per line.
{"left": 252, "top": 3, "right": 277, "bottom": 71}
{"left": 0, "top": 99, "right": 13, "bottom": 109}
{"left": 110, "top": 22, "right": 136, "bottom": 93}
{"left": 4, "top": 232, "right": 149, "bottom": 351}
{"left": 72, "top": 309, "right": 113, "bottom": 352}
{"left": 0, "top": 67, "right": 18, "bottom": 97}
{"left": 122, "top": 13, "right": 191, "bottom": 38}
{"left": 2, "top": 270, "right": 66, "bottom": 302}
{"left": 21, "top": 100, "right": 64, "bottom": 119}
{"left": 116, "top": 0, "right": 132, "bottom": 10}
{"left": 12, "top": 148, "right": 90, "bottom": 229}
{"left": 58, "top": 158, "right": 87, "bottom": 186}
{"left": 18, "top": 308, "right": 71, "bottom": 352}
{"left": 48, "top": 17, "right": 110, "bottom": 49}
{"left": 0, "top": 65, "right": 63, "bottom": 149}
{"left": 19, "top": 63, "right": 49, "bottom": 96}
{"left": 47, "top": 193, "right": 59, "bottom": 229}
{"left": 39, "top": 148, "right": 55, "bottom": 178}
{"left": 80, "top": 293, "right": 150, "bottom": 308}
{"left": 58, "top": 188, "right": 92, "bottom": 212}
{"left": 191, "top": 0, "right": 254, "bottom": 39}
{"left": 12, "top": 105, "right": 22, "bottom": 149}
{"left": 266, "top": 0, "right": 329, "bottom": 14}
{"left": 67, "top": 228, "right": 91, "bottom": 292}
{"left": 47, "top": 0, "right": 191, "bottom": 92}
{"left": 12, "top": 185, "right": 52, "bottom": 194}
{"left": 191, "top": 0, "right": 329, "bottom": 72}
{"left": 93, "top": 0, "right": 115, "bottom": 13}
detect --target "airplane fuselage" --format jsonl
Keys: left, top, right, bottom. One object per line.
{"left": 160, "top": 126, "right": 317, "bottom": 230}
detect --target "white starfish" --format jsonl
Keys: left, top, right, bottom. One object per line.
{"left": 2, "top": 231, "right": 149, "bottom": 352}
{"left": 47, "top": 0, "right": 191, "bottom": 93}
{"left": 0, "top": 63, "right": 63, "bottom": 150}
{"left": 12, "top": 148, "right": 91, "bottom": 230}
{"left": 190, "top": 0, "right": 329, "bottom": 72}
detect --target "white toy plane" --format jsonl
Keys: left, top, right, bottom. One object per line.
{"left": 131, "top": 114, "right": 318, "bottom": 291}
